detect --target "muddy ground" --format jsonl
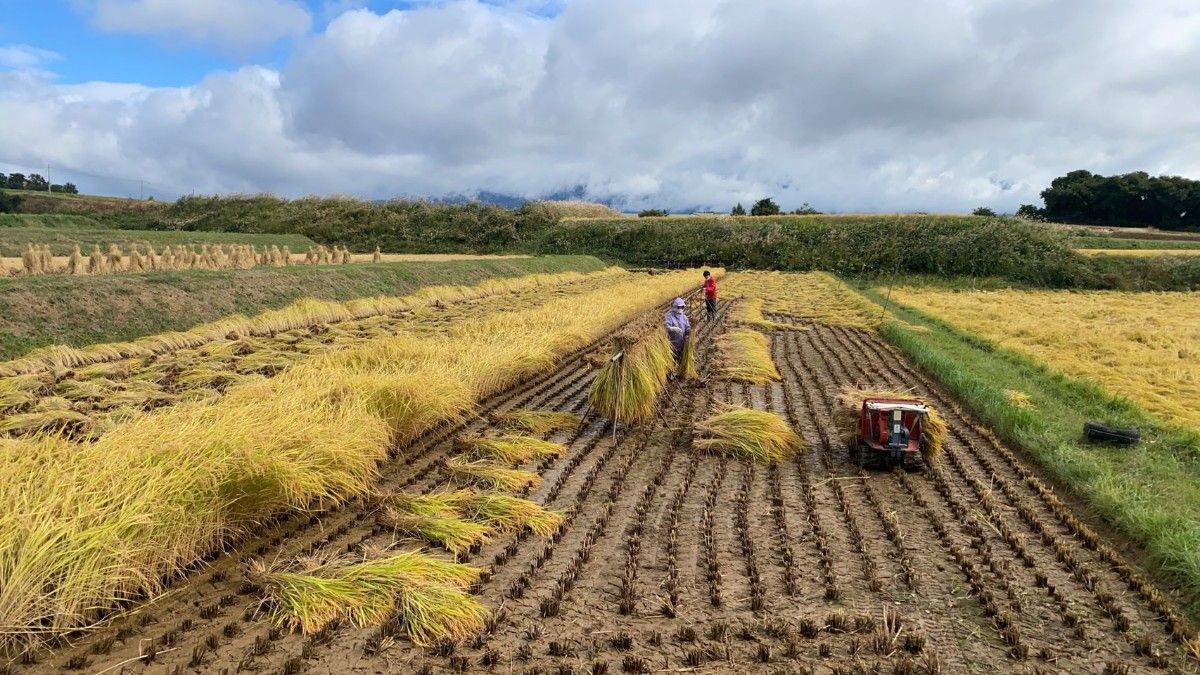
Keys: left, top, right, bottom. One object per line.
{"left": 17, "top": 300, "right": 1198, "bottom": 674}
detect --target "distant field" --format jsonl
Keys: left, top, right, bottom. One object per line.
{"left": 0, "top": 254, "right": 605, "bottom": 358}
{"left": 888, "top": 287, "right": 1200, "bottom": 431}
{"left": 1077, "top": 248, "right": 1200, "bottom": 257}
{"left": 1071, "top": 235, "right": 1200, "bottom": 250}
{"left": 0, "top": 226, "right": 314, "bottom": 257}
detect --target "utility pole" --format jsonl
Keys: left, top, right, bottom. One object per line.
{"left": 47, "top": 164, "right": 51, "bottom": 194}
{"left": 140, "top": 179, "right": 144, "bottom": 200}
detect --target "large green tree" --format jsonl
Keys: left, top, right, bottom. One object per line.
{"left": 1025, "top": 170, "right": 1200, "bottom": 230}
{"left": 750, "top": 197, "right": 780, "bottom": 216}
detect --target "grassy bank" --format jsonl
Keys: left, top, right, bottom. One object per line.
{"left": 0, "top": 226, "right": 314, "bottom": 257}
{"left": 0, "top": 255, "right": 606, "bottom": 359}
{"left": 1071, "top": 235, "right": 1200, "bottom": 250}
{"left": 861, "top": 286, "right": 1200, "bottom": 614}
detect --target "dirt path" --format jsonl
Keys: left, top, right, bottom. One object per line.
{"left": 19, "top": 307, "right": 1199, "bottom": 674}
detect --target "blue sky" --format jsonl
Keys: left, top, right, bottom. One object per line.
{"left": 0, "top": 1, "right": 1196, "bottom": 211}
{"left": 1, "top": 2, "right": 564, "bottom": 86}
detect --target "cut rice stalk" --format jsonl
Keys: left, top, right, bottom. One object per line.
{"left": 677, "top": 331, "right": 698, "bottom": 381}
{"left": 260, "top": 551, "right": 486, "bottom": 645}
{"left": 461, "top": 435, "right": 566, "bottom": 463}
{"left": 715, "top": 328, "right": 781, "bottom": 384}
{"left": 463, "top": 493, "right": 563, "bottom": 536}
{"left": 444, "top": 458, "right": 541, "bottom": 491}
{"left": 383, "top": 510, "right": 492, "bottom": 554}
{"left": 730, "top": 298, "right": 807, "bottom": 331}
{"left": 0, "top": 409, "right": 93, "bottom": 436}
{"left": 832, "top": 385, "right": 946, "bottom": 460}
{"left": 693, "top": 407, "right": 801, "bottom": 463}
{"left": 588, "top": 319, "right": 675, "bottom": 425}
{"left": 494, "top": 410, "right": 581, "bottom": 436}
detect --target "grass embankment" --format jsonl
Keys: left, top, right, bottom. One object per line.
{"left": 0, "top": 225, "right": 313, "bottom": 257}
{"left": 0, "top": 268, "right": 702, "bottom": 649}
{"left": 861, "top": 287, "right": 1200, "bottom": 614}
{"left": 0, "top": 255, "right": 606, "bottom": 359}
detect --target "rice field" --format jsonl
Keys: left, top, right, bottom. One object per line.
{"left": 887, "top": 287, "right": 1200, "bottom": 431}
{"left": 4, "top": 267, "right": 1200, "bottom": 674}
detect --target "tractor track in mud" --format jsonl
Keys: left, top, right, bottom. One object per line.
{"left": 21, "top": 303, "right": 1199, "bottom": 674}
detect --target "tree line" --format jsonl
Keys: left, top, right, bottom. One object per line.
{"left": 1020, "top": 170, "right": 1200, "bottom": 231}
{"left": 1, "top": 173, "right": 79, "bottom": 195}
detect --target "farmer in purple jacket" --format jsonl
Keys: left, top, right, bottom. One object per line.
{"left": 664, "top": 297, "right": 691, "bottom": 363}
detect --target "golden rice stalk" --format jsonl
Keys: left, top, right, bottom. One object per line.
{"left": 461, "top": 435, "right": 565, "bottom": 463}
{"left": 383, "top": 510, "right": 492, "bottom": 554}
{"left": 677, "top": 331, "right": 698, "bottom": 381}
{"left": 67, "top": 245, "right": 85, "bottom": 275}
{"left": 260, "top": 551, "right": 485, "bottom": 644}
{"left": 731, "top": 298, "right": 807, "bottom": 331}
{"left": 462, "top": 493, "right": 562, "bottom": 536}
{"left": 0, "top": 374, "right": 45, "bottom": 411}
{"left": 715, "top": 329, "right": 780, "bottom": 383}
{"left": 832, "top": 386, "right": 945, "bottom": 460}
{"left": 588, "top": 321, "right": 675, "bottom": 424}
{"left": 88, "top": 245, "right": 104, "bottom": 274}
{"left": 373, "top": 247, "right": 382, "bottom": 263}
{"left": 282, "top": 245, "right": 292, "bottom": 265}
{"left": 693, "top": 407, "right": 801, "bottom": 463}
{"left": 494, "top": 409, "right": 581, "bottom": 436}
{"left": 444, "top": 457, "right": 541, "bottom": 491}
{"left": 1005, "top": 389, "right": 1033, "bottom": 409}
{"left": 106, "top": 244, "right": 123, "bottom": 272}
{"left": 41, "top": 245, "right": 53, "bottom": 272}
{"left": 0, "top": 409, "right": 92, "bottom": 436}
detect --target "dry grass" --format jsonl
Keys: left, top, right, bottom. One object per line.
{"left": 889, "top": 287, "right": 1200, "bottom": 431}
{"left": 831, "top": 386, "right": 946, "bottom": 460}
{"left": 693, "top": 407, "right": 801, "bottom": 463}
{"left": 714, "top": 329, "right": 781, "bottom": 384}
{"left": 0, "top": 268, "right": 710, "bottom": 651}
{"left": 535, "top": 200, "right": 624, "bottom": 218}
{"left": 724, "top": 271, "right": 880, "bottom": 329}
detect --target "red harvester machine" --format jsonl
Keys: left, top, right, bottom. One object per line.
{"left": 852, "top": 397, "right": 930, "bottom": 471}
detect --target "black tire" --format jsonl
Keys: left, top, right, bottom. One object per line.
{"left": 903, "top": 452, "right": 924, "bottom": 473}
{"left": 1083, "top": 421, "right": 1140, "bottom": 445}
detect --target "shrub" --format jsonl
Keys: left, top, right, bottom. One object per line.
{"left": 972, "top": 207, "right": 997, "bottom": 217}
{"left": 750, "top": 198, "right": 781, "bottom": 216}
{"left": 638, "top": 209, "right": 669, "bottom": 218}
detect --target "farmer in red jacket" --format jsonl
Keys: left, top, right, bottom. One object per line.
{"left": 702, "top": 270, "right": 717, "bottom": 318}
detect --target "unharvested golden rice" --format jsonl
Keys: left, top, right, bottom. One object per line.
{"left": 832, "top": 386, "right": 946, "bottom": 460}
{"left": 715, "top": 329, "right": 780, "bottom": 383}
{"left": 693, "top": 407, "right": 801, "bottom": 463}
{"left": 260, "top": 551, "right": 485, "bottom": 644}
{"left": 460, "top": 435, "right": 566, "bottom": 463}
{"left": 731, "top": 298, "right": 807, "bottom": 331}
{"left": 494, "top": 410, "right": 581, "bottom": 436}
{"left": 889, "top": 287, "right": 1200, "bottom": 432}
{"left": 724, "top": 271, "right": 880, "bottom": 329}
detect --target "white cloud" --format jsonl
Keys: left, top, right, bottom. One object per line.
{"left": 8, "top": 0, "right": 1200, "bottom": 211}
{"left": 84, "top": 0, "right": 311, "bottom": 53}
{"left": 0, "top": 44, "right": 62, "bottom": 70}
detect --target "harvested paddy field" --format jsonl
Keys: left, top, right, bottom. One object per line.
{"left": 7, "top": 276, "right": 1197, "bottom": 674}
